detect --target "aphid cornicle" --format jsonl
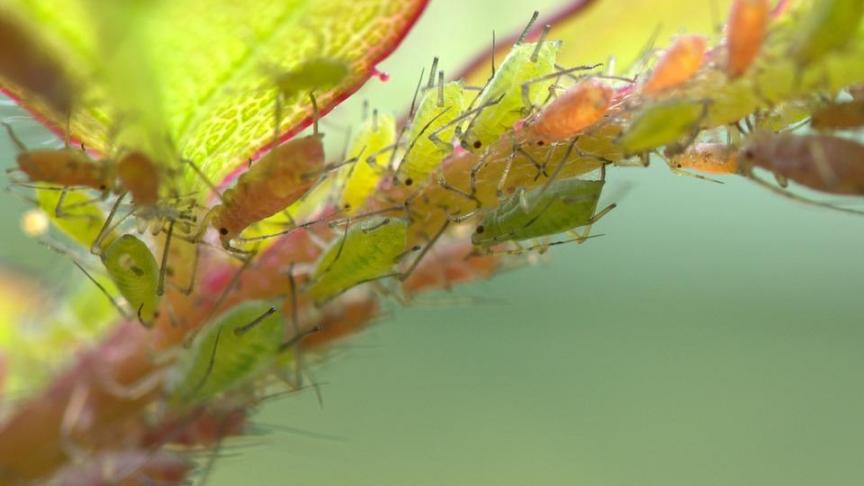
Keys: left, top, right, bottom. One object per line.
{"left": 641, "top": 34, "right": 707, "bottom": 95}
{"left": 101, "top": 234, "right": 161, "bottom": 326}
{"left": 307, "top": 216, "right": 408, "bottom": 303}
{"left": 790, "top": 0, "right": 864, "bottom": 65}
{"left": 725, "top": 0, "right": 770, "bottom": 78}
{"left": 472, "top": 176, "right": 614, "bottom": 249}
{"left": 526, "top": 79, "right": 615, "bottom": 142}
{"left": 208, "top": 134, "right": 325, "bottom": 249}
{"left": 740, "top": 133, "right": 864, "bottom": 195}
{"left": 810, "top": 100, "right": 864, "bottom": 131}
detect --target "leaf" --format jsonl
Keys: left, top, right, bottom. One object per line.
{"left": 456, "top": 0, "right": 731, "bottom": 85}
{"left": 0, "top": 0, "right": 429, "bottom": 193}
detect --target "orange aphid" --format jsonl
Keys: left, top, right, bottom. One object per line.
{"left": 810, "top": 100, "right": 864, "bottom": 131}
{"left": 642, "top": 35, "right": 707, "bottom": 95}
{"left": 402, "top": 239, "right": 499, "bottom": 295}
{"left": 528, "top": 79, "right": 615, "bottom": 141}
{"left": 668, "top": 143, "right": 739, "bottom": 175}
{"left": 210, "top": 134, "right": 324, "bottom": 248}
{"left": 16, "top": 148, "right": 112, "bottom": 191}
{"left": 726, "top": 0, "right": 771, "bottom": 78}
{"left": 116, "top": 151, "right": 160, "bottom": 206}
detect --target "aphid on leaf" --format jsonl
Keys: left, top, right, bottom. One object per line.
{"left": 338, "top": 109, "right": 397, "bottom": 213}
{"left": 461, "top": 16, "right": 562, "bottom": 152}
{"left": 101, "top": 234, "right": 161, "bottom": 327}
{"left": 169, "top": 301, "right": 314, "bottom": 404}
{"left": 397, "top": 65, "right": 467, "bottom": 186}
{"left": 790, "top": 0, "right": 864, "bottom": 66}
{"left": 195, "top": 135, "right": 325, "bottom": 251}
{"left": 617, "top": 99, "right": 707, "bottom": 154}
{"left": 740, "top": 132, "right": 864, "bottom": 196}
{"left": 810, "top": 100, "right": 864, "bottom": 130}
{"left": 271, "top": 57, "right": 350, "bottom": 137}
{"left": 472, "top": 174, "right": 615, "bottom": 253}
{"left": 641, "top": 35, "right": 707, "bottom": 95}
{"left": 307, "top": 216, "right": 408, "bottom": 303}
{"left": 725, "top": 0, "right": 771, "bottom": 78}
{"left": 525, "top": 78, "right": 615, "bottom": 142}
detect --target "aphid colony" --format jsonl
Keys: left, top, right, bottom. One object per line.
{"left": 4, "top": 0, "right": 864, "bottom": 456}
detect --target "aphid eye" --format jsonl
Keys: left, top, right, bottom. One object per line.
{"left": 473, "top": 140, "right": 482, "bottom": 149}
{"left": 404, "top": 178, "right": 413, "bottom": 187}
{"left": 99, "top": 184, "right": 107, "bottom": 191}
{"left": 676, "top": 163, "right": 682, "bottom": 168}
{"left": 743, "top": 149, "right": 755, "bottom": 159}
{"left": 218, "top": 227, "right": 229, "bottom": 235}
{"left": 153, "top": 310, "right": 161, "bottom": 318}
{"left": 537, "top": 140, "right": 545, "bottom": 146}
{"left": 475, "top": 225, "right": 485, "bottom": 234}
{"left": 344, "top": 203, "right": 351, "bottom": 210}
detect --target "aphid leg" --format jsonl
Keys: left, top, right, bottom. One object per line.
{"left": 669, "top": 167, "right": 724, "bottom": 184}
{"left": 436, "top": 173, "right": 482, "bottom": 215}
{"left": 156, "top": 219, "right": 174, "bottom": 296}
{"left": 455, "top": 93, "right": 508, "bottom": 149}
{"left": 70, "top": 259, "right": 131, "bottom": 320}
{"left": 182, "top": 158, "right": 226, "bottom": 203}
{"left": 396, "top": 108, "right": 452, "bottom": 173}
{"left": 183, "top": 258, "right": 253, "bottom": 347}
{"left": 283, "top": 263, "right": 306, "bottom": 389}
{"left": 623, "top": 23, "right": 662, "bottom": 75}
{"left": 309, "top": 92, "right": 320, "bottom": 136}
{"left": 91, "top": 192, "right": 130, "bottom": 255}
{"left": 398, "top": 220, "right": 450, "bottom": 282}
{"left": 497, "top": 233, "right": 606, "bottom": 255}
{"left": 1, "top": 121, "right": 28, "bottom": 153}
{"left": 743, "top": 169, "right": 864, "bottom": 216}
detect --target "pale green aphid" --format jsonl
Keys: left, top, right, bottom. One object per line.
{"left": 101, "top": 234, "right": 160, "bottom": 326}
{"left": 274, "top": 57, "right": 351, "bottom": 99}
{"left": 169, "top": 301, "right": 285, "bottom": 404}
{"left": 35, "top": 188, "right": 117, "bottom": 250}
{"left": 308, "top": 217, "right": 408, "bottom": 302}
{"left": 472, "top": 177, "right": 611, "bottom": 248}
{"left": 461, "top": 38, "right": 562, "bottom": 152}
{"left": 617, "top": 100, "right": 706, "bottom": 153}
{"left": 790, "top": 0, "right": 864, "bottom": 65}
{"left": 398, "top": 78, "right": 467, "bottom": 185}
{"left": 339, "top": 110, "right": 397, "bottom": 213}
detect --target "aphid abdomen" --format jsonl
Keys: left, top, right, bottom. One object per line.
{"left": 670, "top": 143, "right": 739, "bottom": 175}
{"left": 642, "top": 35, "right": 707, "bottom": 95}
{"left": 726, "top": 0, "right": 770, "bottom": 78}
{"left": 101, "top": 234, "right": 160, "bottom": 326}
{"left": 308, "top": 217, "right": 408, "bottom": 302}
{"left": 529, "top": 79, "right": 615, "bottom": 141}
{"left": 618, "top": 100, "right": 706, "bottom": 153}
{"left": 17, "top": 150, "right": 109, "bottom": 190}
{"left": 169, "top": 301, "right": 285, "bottom": 404}
{"left": 116, "top": 152, "right": 160, "bottom": 206}
{"left": 399, "top": 81, "right": 466, "bottom": 185}
{"left": 743, "top": 133, "right": 864, "bottom": 194}
{"left": 463, "top": 40, "right": 562, "bottom": 151}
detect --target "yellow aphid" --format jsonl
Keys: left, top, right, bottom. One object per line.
{"left": 339, "top": 111, "right": 396, "bottom": 213}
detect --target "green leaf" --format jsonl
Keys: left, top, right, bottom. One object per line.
{"left": 0, "top": 0, "right": 428, "bottom": 193}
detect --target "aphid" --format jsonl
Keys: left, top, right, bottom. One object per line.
{"left": 401, "top": 239, "right": 499, "bottom": 296}
{"left": 397, "top": 67, "right": 467, "bottom": 186}
{"left": 666, "top": 143, "right": 738, "bottom": 182}
{"left": 725, "top": 0, "right": 771, "bottom": 78}
{"left": 810, "top": 100, "right": 864, "bottom": 130}
{"left": 472, "top": 175, "right": 615, "bottom": 250}
{"left": 101, "top": 234, "right": 161, "bottom": 326}
{"left": 740, "top": 132, "right": 864, "bottom": 195}
{"left": 169, "top": 301, "right": 297, "bottom": 404}
{"left": 34, "top": 188, "right": 118, "bottom": 250}
{"left": 339, "top": 110, "right": 397, "bottom": 213}
{"left": 307, "top": 216, "right": 408, "bottom": 303}
{"left": 273, "top": 58, "right": 350, "bottom": 101}
{"left": 204, "top": 134, "right": 325, "bottom": 250}
{"left": 525, "top": 78, "right": 615, "bottom": 142}
{"left": 461, "top": 19, "right": 562, "bottom": 152}
{"left": 617, "top": 99, "right": 706, "bottom": 153}
{"left": 790, "top": 0, "right": 864, "bottom": 65}
{"left": 641, "top": 35, "right": 707, "bottom": 95}
{"left": 115, "top": 151, "right": 160, "bottom": 207}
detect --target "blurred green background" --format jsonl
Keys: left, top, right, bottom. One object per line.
{"left": 3, "top": 0, "right": 864, "bottom": 485}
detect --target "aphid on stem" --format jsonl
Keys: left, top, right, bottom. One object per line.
{"left": 725, "top": 0, "right": 771, "bottom": 79}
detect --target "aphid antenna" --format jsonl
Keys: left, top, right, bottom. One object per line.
{"left": 516, "top": 11, "right": 540, "bottom": 46}
{"left": 69, "top": 257, "right": 131, "bottom": 320}
{"left": 183, "top": 159, "right": 226, "bottom": 207}
{"left": 232, "top": 306, "right": 278, "bottom": 337}
{"left": 156, "top": 218, "right": 174, "bottom": 296}
{"left": 623, "top": 23, "right": 663, "bottom": 76}
{"left": 277, "top": 324, "right": 321, "bottom": 353}
{"left": 533, "top": 138, "right": 579, "bottom": 201}
{"left": 493, "top": 233, "right": 606, "bottom": 256}
{"left": 520, "top": 63, "right": 604, "bottom": 114}
{"left": 184, "top": 257, "right": 253, "bottom": 348}
{"left": 309, "top": 91, "right": 321, "bottom": 136}
{"left": 314, "top": 273, "right": 400, "bottom": 306}
{"left": 393, "top": 107, "right": 452, "bottom": 180}
{"left": 90, "top": 193, "right": 136, "bottom": 256}
{"left": 530, "top": 25, "right": 552, "bottom": 63}
{"left": 457, "top": 93, "right": 508, "bottom": 146}
{"left": 1, "top": 121, "right": 28, "bottom": 153}
{"left": 408, "top": 67, "right": 427, "bottom": 119}
{"left": 398, "top": 220, "right": 450, "bottom": 282}
{"left": 426, "top": 57, "right": 439, "bottom": 90}
{"left": 669, "top": 167, "right": 724, "bottom": 184}
{"left": 284, "top": 263, "right": 306, "bottom": 388}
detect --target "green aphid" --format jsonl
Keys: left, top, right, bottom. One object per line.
{"left": 35, "top": 188, "right": 117, "bottom": 250}
{"left": 169, "top": 301, "right": 285, "bottom": 404}
{"left": 274, "top": 57, "right": 350, "bottom": 99}
{"left": 462, "top": 39, "right": 562, "bottom": 152}
{"left": 790, "top": 0, "right": 864, "bottom": 65}
{"left": 618, "top": 100, "right": 706, "bottom": 153}
{"left": 339, "top": 110, "right": 397, "bottom": 213}
{"left": 101, "top": 234, "right": 160, "bottom": 327}
{"left": 472, "top": 177, "right": 611, "bottom": 248}
{"left": 398, "top": 79, "right": 467, "bottom": 186}
{"left": 308, "top": 217, "right": 408, "bottom": 302}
